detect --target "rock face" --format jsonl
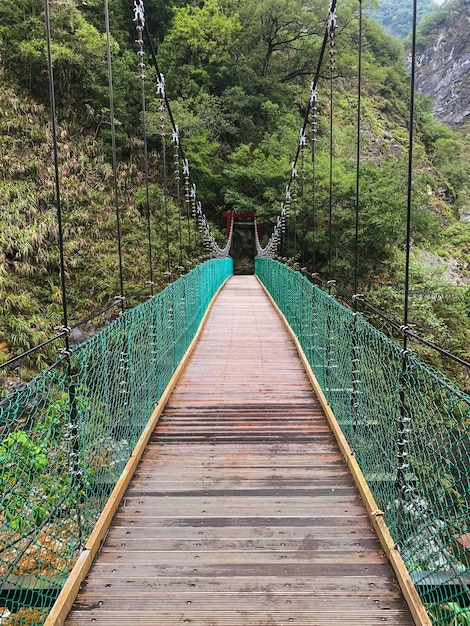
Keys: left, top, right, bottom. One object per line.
{"left": 414, "top": 3, "right": 470, "bottom": 127}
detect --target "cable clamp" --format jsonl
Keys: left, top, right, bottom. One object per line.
{"left": 291, "top": 162, "right": 297, "bottom": 179}
{"left": 156, "top": 73, "right": 166, "bottom": 97}
{"left": 114, "top": 295, "right": 125, "bottom": 303}
{"left": 59, "top": 347, "right": 73, "bottom": 359}
{"left": 172, "top": 125, "right": 179, "bottom": 146}
{"left": 327, "top": 280, "right": 336, "bottom": 287}
{"left": 328, "top": 4, "right": 337, "bottom": 34}
{"left": 400, "top": 348, "right": 412, "bottom": 358}
{"left": 396, "top": 415, "right": 411, "bottom": 424}
{"left": 59, "top": 326, "right": 72, "bottom": 335}
{"left": 183, "top": 159, "right": 190, "bottom": 176}
{"left": 299, "top": 128, "right": 307, "bottom": 148}
{"left": 352, "top": 293, "right": 364, "bottom": 301}
{"left": 310, "top": 83, "right": 318, "bottom": 105}
{"left": 401, "top": 487, "right": 415, "bottom": 501}
{"left": 133, "top": 0, "right": 145, "bottom": 27}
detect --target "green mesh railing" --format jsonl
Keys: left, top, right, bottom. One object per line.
{"left": 0, "top": 258, "right": 232, "bottom": 625}
{"left": 256, "top": 258, "right": 470, "bottom": 626}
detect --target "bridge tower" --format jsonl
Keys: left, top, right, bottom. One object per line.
{"left": 223, "top": 210, "right": 261, "bottom": 274}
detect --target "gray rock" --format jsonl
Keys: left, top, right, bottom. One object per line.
{"left": 413, "top": 8, "right": 470, "bottom": 128}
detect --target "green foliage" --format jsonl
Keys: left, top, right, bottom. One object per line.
{"left": 364, "top": 253, "right": 470, "bottom": 386}
{"left": 429, "top": 602, "right": 470, "bottom": 626}
{"left": 0, "top": 0, "right": 114, "bottom": 111}
{"left": 0, "top": 392, "right": 73, "bottom": 530}
{"left": 415, "top": 0, "right": 467, "bottom": 50}
{"left": 157, "top": 0, "right": 241, "bottom": 98}
{"left": 414, "top": 93, "right": 470, "bottom": 205}
{"left": 222, "top": 104, "right": 298, "bottom": 217}
{"left": 235, "top": 0, "right": 325, "bottom": 85}
{"left": 415, "top": 93, "right": 454, "bottom": 150}
{"left": 372, "top": 0, "right": 438, "bottom": 39}
{"left": 0, "top": 0, "right": 467, "bottom": 386}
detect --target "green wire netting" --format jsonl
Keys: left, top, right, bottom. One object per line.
{"left": 0, "top": 258, "right": 232, "bottom": 625}
{"left": 256, "top": 258, "right": 470, "bottom": 626}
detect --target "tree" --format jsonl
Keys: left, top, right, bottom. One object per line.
{"left": 372, "top": 0, "right": 438, "bottom": 39}
{"left": 156, "top": 0, "right": 241, "bottom": 98}
{"left": 0, "top": 0, "right": 113, "bottom": 112}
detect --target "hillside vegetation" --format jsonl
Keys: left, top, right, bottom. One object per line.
{"left": 0, "top": 0, "right": 469, "bottom": 388}
{"left": 372, "top": 0, "right": 437, "bottom": 39}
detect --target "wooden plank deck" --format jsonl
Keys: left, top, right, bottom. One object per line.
{"left": 64, "top": 275, "right": 415, "bottom": 625}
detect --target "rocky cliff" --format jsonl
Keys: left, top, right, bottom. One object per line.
{"left": 414, "top": 1, "right": 470, "bottom": 127}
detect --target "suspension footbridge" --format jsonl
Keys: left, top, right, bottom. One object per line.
{"left": 1, "top": 1, "right": 470, "bottom": 625}
{"left": 51, "top": 275, "right": 418, "bottom": 626}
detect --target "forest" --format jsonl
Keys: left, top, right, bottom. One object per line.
{"left": 0, "top": 0, "right": 469, "bottom": 389}
{"left": 372, "top": 0, "right": 437, "bottom": 38}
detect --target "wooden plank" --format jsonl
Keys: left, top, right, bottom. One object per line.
{"left": 75, "top": 574, "right": 400, "bottom": 594}
{"left": 62, "top": 276, "right": 417, "bottom": 626}
{"left": 100, "top": 525, "right": 378, "bottom": 541}
{"left": 68, "top": 593, "right": 411, "bottom": 611}
{"left": 70, "top": 561, "right": 398, "bottom": 579}
{"left": 65, "top": 609, "right": 415, "bottom": 626}
{"left": 100, "top": 536, "right": 382, "bottom": 551}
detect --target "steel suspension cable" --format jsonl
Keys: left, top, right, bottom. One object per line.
{"left": 44, "top": 0, "right": 83, "bottom": 547}
{"left": 134, "top": 3, "right": 154, "bottom": 295}
{"left": 300, "top": 0, "right": 338, "bottom": 152}
{"left": 404, "top": 0, "right": 418, "bottom": 353}
{"left": 105, "top": 0, "right": 125, "bottom": 311}
{"left": 183, "top": 159, "right": 192, "bottom": 257}
{"left": 44, "top": 0, "right": 69, "bottom": 349}
{"left": 156, "top": 74, "right": 172, "bottom": 276}
{"left": 291, "top": 165, "right": 297, "bottom": 259}
{"left": 328, "top": 6, "right": 337, "bottom": 291}
{"left": 172, "top": 126, "right": 184, "bottom": 267}
{"left": 257, "top": 0, "right": 337, "bottom": 259}
{"left": 354, "top": 0, "right": 363, "bottom": 308}
{"left": 351, "top": 0, "right": 364, "bottom": 437}
{"left": 136, "top": 3, "right": 228, "bottom": 261}
{"left": 300, "top": 130, "right": 306, "bottom": 265}
{"left": 397, "top": 0, "right": 419, "bottom": 508}
{"left": 310, "top": 86, "right": 318, "bottom": 275}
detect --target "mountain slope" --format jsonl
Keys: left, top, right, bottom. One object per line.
{"left": 414, "top": 0, "right": 470, "bottom": 127}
